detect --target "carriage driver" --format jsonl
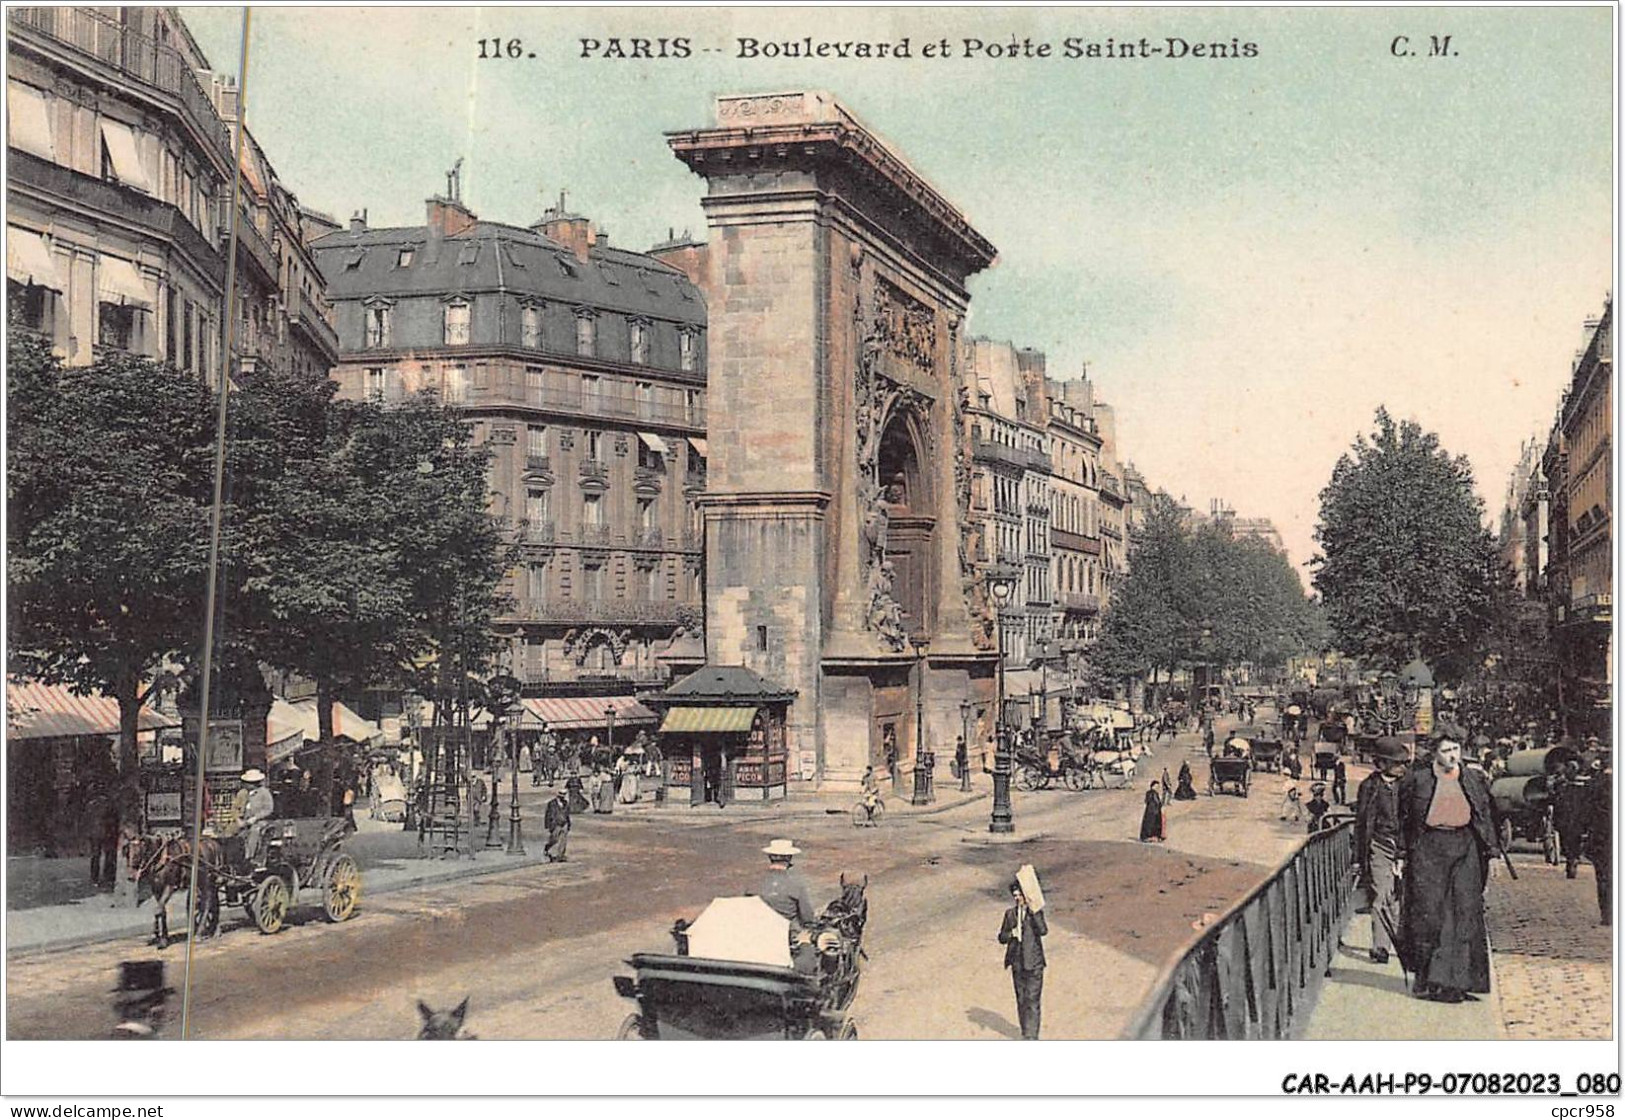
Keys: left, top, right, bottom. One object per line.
{"left": 757, "top": 838, "right": 823, "bottom": 974}
{"left": 223, "top": 769, "right": 275, "bottom": 864}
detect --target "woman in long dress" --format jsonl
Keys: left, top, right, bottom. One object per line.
{"left": 1140, "top": 783, "right": 1165, "bottom": 842}
{"left": 1174, "top": 761, "right": 1198, "bottom": 800}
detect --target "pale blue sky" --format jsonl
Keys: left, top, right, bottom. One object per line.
{"left": 186, "top": 5, "right": 1614, "bottom": 577}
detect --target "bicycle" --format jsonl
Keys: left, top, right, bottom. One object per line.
{"left": 851, "top": 795, "right": 885, "bottom": 827}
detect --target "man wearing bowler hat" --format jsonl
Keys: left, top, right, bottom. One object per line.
{"left": 1355, "top": 736, "right": 1409, "bottom": 965}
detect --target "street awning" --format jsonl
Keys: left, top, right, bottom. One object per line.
{"left": 688, "top": 437, "right": 708, "bottom": 457}
{"left": 97, "top": 255, "right": 154, "bottom": 308}
{"left": 521, "top": 695, "right": 658, "bottom": 731}
{"left": 99, "top": 119, "right": 153, "bottom": 193}
{"left": 7, "top": 81, "right": 55, "bottom": 160}
{"left": 637, "top": 432, "right": 668, "bottom": 455}
{"left": 7, "top": 227, "right": 61, "bottom": 291}
{"left": 269, "top": 698, "right": 384, "bottom": 745}
{"left": 659, "top": 706, "right": 758, "bottom": 734}
{"left": 6, "top": 680, "right": 176, "bottom": 740}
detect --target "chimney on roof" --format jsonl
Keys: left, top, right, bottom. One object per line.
{"left": 427, "top": 195, "right": 477, "bottom": 239}
{"left": 535, "top": 190, "right": 596, "bottom": 264}
{"left": 350, "top": 209, "right": 367, "bottom": 232}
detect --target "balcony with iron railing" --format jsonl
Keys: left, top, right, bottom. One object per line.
{"left": 581, "top": 524, "right": 611, "bottom": 546}
{"left": 488, "top": 382, "right": 706, "bottom": 429}
{"left": 524, "top": 454, "right": 553, "bottom": 475}
{"left": 1057, "top": 591, "right": 1101, "bottom": 614}
{"left": 971, "top": 435, "right": 1052, "bottom": 474}
{"left": 523, "top": 521, "right": 556, "bottom": 545}
{"left": 9, "top": 151, "right": 222, "bottom": 284}
{"left": 288, "top": 284, "right": 339, "bottom": 361}
{"left": 10, "top": 8, "right": 233, "bottom": 166}
{"left": 226, "top": 211, "right": 278, "bottom": 289}
{"left": 579, "top": 459, "right": 610, "bottom": 482}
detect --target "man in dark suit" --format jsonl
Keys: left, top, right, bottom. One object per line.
{"left": 1354, "top": 736, "right": 1408, "bottom": 964}
{"left": 997, "top": 878, "right": 1048, "bottom": 1039}
{"left": 1396, "top": 736, "right": 1499, "bottom": 1003}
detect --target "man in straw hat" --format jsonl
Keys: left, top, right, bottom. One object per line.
{"left": 757, "top": 838, "right": 821, "bottom": 972}
{"left": 1355, "top": 736, "right": 1409, "bottom": 965}
{"left": 1397, "top": 734, "right": 1497, "bottom": 1002}
{"left": 223, "top": 768, "right": 275, "bottom": 864}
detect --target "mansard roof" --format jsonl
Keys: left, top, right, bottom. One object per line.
{"left": 310, "top": 221, "right": 705, "bottom": 325}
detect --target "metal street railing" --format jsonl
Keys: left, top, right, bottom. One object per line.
{"left": 1124, "top": 820, "right": 1357, "bottom": 1040}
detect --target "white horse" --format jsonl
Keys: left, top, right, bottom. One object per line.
{"left": 1091, "top": 751, "right": 1138, "bottom": 788}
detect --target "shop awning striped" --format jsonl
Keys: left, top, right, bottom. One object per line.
{"left": 6, "top": 680, "right": 176, "bottom": 741}
{"left": 521, "top": 695, "right": 658, "bottom": 731}
{"left": 659, "top": 706, "right": 758, "bottom": 734}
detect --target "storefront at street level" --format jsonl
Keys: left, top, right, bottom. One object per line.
{"left": 646, "top": 666, "right": 796, "bottom": 804}
{"left": 5, "top": 680, "right": 176, "bottom": 851}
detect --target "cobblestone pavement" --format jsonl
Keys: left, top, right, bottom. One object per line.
{"left": 1486, "top": 855, "right": 1613, "bottom": 1040}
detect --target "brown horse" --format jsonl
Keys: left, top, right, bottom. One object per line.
{"left": 123, "top": 832, "right": 222, "bottom": 949}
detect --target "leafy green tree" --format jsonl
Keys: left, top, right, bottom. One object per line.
{"left": 1093, "top": 492, "right": 1321, "bottom": 698}
{"left": 1311, "top": 408, "right": 1497, "bottom": 677}
{"left": 226, "top": 379, "right": 511, "bottom": 743}
{"left": 7, "top": 332, "right": 216, "bottom": 772}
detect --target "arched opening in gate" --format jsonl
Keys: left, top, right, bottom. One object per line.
{"left": 876, "top": 410, "right": 936, "bottom": 639}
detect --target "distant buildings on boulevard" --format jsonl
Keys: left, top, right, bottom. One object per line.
{"left": 7, "top": 7, "right": 1309, "bottom": 818}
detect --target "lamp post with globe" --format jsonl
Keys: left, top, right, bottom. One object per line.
{"left": 987, "top": 566, "right": 1019, "bottom": 834}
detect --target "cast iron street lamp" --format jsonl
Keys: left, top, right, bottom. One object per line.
{"left": 988, "top": 566, "right": 1019, "bottom": 834}
{"left": 506, "top": 699, "right": 527, "bottom": 855}
{"left": 911, "top": 634, "right": 933, "bottom": 806}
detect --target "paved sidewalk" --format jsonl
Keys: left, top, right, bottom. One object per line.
{"left": 1485, "top": 857, "right": 1612, "bottom": 1040}
{"left": 1301, "top": 853, "right": 1612, "bottom": 1040}
{"left": 4, "top": 782, "right": 987, "bottom": 956}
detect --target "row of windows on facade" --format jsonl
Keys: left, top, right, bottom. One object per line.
{"left": 517, "top": 560, "right": 702, "bottom": 601}
{"left": 382, "top": 242, "right": 693, "bottom": 302}
{"left": 8, "top": 270, "right": 215, "bottom": 378}
{"left": 364, "top": 365, "right": 705, "bottom": 424}
{"left": 361, "top": 302, "right": 699, "bottom": 369}
{"left": 9, "top": 81, "right": 219, "bottom": 249}
{"left": 523, "top": 489, "right": 702, "bottom": 533}
{"left": 516, "top": 426, "right": 704, "bottom": 473}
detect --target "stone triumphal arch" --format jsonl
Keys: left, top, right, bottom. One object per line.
{"left": 669, "top": 91, "right": 999, "bottom": 789}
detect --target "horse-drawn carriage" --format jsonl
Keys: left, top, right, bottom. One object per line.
{"left": 1489, "top": 747, "right": 1576, "bottom": 865}
{"left": 217, "top": 813, "right": 361, "bottom": 936}
{"left": 1014, "top": 731, "right": 1100, "bottom": 792}
{"left": 1209, "top": 749, "right": 1252, "bottom": 798}
{"left": 1247, "top": 726, "right": 1285, "bottom": 774}
{"left": 613, "top": 877, "right": 869, "bottom": 1040}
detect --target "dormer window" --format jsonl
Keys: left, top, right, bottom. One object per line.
{"left": 630, "top": 320, "right": 650, "bottom": 365}
{"left": 575, "top": 310, "right": 596, "bottom": 357}
{"left": 396, "top": 247, "right": 415, "bottom": 268}
{"left": 521, "top": 304, "right": 542, "bottom": 349}
{"left": 443, "top": 300, "right": 470, "bottom": 346}
{"left": 679, "top": 329, "right": 697, "bottom": 372}
{"left": 364, "top": 302, "right": 392, "bottom": 348}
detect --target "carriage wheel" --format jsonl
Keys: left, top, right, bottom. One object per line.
{"left": 322, "top": 855, "right": 361, "bottom": 922}
{"left": 252, "top": 875, "right": 290, "bottom": 935}
{"left": 1015, "top": 764, "right": 1043, "bottom": 792}
{"left": 616, "top": 1013, "right": 652, "bottom": 1040}
{"left": 1499, "top": 817, "right": 1515, "bottom": 853}
{"left": 1064, "top": 768, "right": 1089, "bottom": 792}
{"left": 1541, "top": 820, "right": 1560, "bottom": 866}
{"left": 837, "top": 1019, "right": 859, "bottom": 1041}
{"left": 803, "top": 1028, "right": 829, "bottom": 1041}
